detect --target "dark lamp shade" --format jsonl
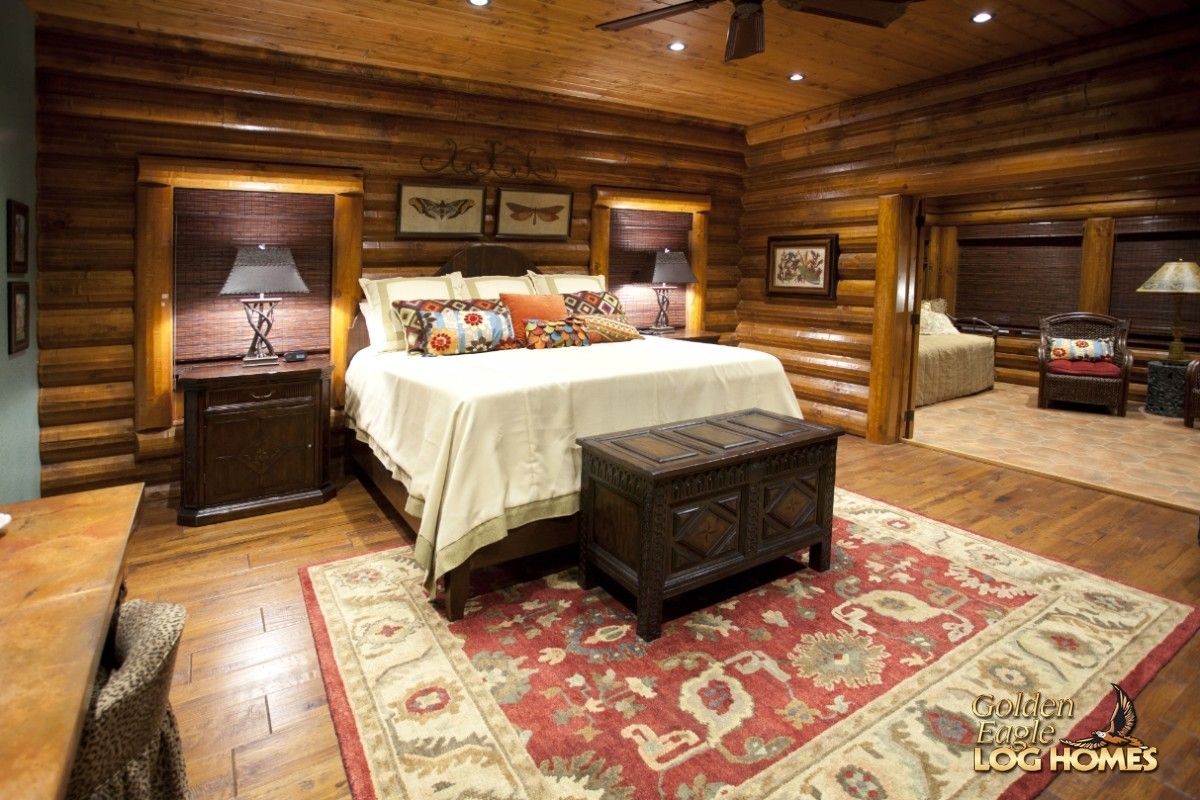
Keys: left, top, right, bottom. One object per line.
{"left": 220, "top": 246, "right": 309, "bottom": 295}
{"left": 651, "top": 250, "right": 697, "bottom": 285}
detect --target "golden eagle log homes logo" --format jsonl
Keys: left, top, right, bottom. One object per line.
{"left": 972, "top": 684, "right": 1157, "bottom": 772}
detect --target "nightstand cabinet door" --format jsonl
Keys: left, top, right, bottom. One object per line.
{"left": 178, "top": 362, "right": 335, "bottom": 526}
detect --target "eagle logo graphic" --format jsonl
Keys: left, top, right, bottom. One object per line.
{"left": 1060, "top": 684, "right": 1146, "bottom": 750}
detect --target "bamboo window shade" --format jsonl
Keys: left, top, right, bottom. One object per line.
{"left": 608, "top": 208, "right": 692, "bottom": 329}
{"left": 1109, "top": 216, "right": 1200, "bottom": 338}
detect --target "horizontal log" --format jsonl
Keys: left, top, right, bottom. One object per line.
{"left": 734, "top": 321, "right": 873, "bottom": 358}
{"left": 39, "top": 233, "right": 135, "bottom": 269}
{"left": 38, "top": 270, "right": 134, "bottom": 308}
{"left": 41, "top": 452, "right": 179, "bottom": 496}
{"left": 838, "top": 252, "right": 876, "bottom": 281}
{"left": 39, "top": 419, "right": 134, "bottom": 464}
{"left": 787, "top": 373, "right": 870, "bottom": 413}
{"left": 736, "top": 301, "right": 874, "bottom": 331}
{"left": 37, "top": 345, "right": 134, "bottom": 386}
{"left": 740, "top": 342, "right": 870, "bottom": 385}
{"left": 136, "top": 427, "right": 182, "bottom": 461}
{"left": 796, "top": 400, "right": 867, "bottom": 438}
{"left": 39, "top": 383, "right": 134, "bottom": 426}
{"left": 38, "top": 308, "right": 134, "bottom": 348}
{"left": 704, "top": 310, "right": 738, "bottom": 332}
{"left": 995, "top": 367, "right": 1039, "bottom": 387}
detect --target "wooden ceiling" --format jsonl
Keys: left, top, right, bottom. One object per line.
{"left": 26, "top": 0, "right": 1198, "bottom": 126}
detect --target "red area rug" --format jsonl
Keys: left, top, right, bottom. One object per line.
{"left": 301, "top": 490, "right": 1197, "bottom": 800}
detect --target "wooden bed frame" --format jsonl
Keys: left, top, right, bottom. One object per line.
{"left": 346, "top": 243, "right": 580, "bottom": 620}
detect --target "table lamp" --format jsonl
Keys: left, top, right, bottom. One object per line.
{"left": 1137, "top": 258, "right": 1200, "bottom": 362}
{"left": 648, "top": 249, "right": 697, "bottom": 332}
{"left": 220, "top": 245, "right": 308, "bottom": 365}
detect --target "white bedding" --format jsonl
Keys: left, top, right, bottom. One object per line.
{"left": 345, "top": 337, "right": 801, "bottom": 590}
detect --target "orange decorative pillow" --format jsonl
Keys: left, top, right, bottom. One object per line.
{"left": 500, "top": 292, "right": 569, "bottom": 343}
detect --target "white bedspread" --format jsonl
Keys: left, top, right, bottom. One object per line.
{"left": 345, "top": 337, "right": 801, "bottom": 590}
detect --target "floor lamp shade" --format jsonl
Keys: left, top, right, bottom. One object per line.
{"left": 220, "top": 246, "right": 309, "bottom": 364}
{"left": 1137, "top": 259, "right": 1200, "bottom": 362}
{"left": 648, "top": 250, "right": 697, "bottom": 331}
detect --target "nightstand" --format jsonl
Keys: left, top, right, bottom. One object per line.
{"left": 177, "top": 359, "right": 335, "bottom": 526}
{"left": 650, "top": 326, "right": 722, "bottom": 344}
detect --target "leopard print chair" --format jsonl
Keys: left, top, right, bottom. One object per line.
{"left": 66, "top": 600, "right": 189, "bottom": 800}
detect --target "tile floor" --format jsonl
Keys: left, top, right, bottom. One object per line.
{"left": 911, "top": 382, "right": 1200, "bottom": 512}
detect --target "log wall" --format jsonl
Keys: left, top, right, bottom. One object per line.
{"left": 739, "top": 15, "right": 1200, "bottom": 438}
{"left": 34, "top": 18, "right": 745, "bottom": 495}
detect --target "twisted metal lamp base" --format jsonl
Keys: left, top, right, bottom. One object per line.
{"left": 240, "top": 297, "right": 281, "bottom": 365}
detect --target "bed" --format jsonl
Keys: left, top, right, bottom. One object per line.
{"left": 346, "top": 245, "right": 802, "bottom": 619}
{"left": 915, "top": 305, "right": 997, "bottom": 407}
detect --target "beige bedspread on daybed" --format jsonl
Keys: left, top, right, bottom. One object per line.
{"left": 345, "top": 336, "right": 801, "bottom": 590}
{"left": 916, "top": 333, "right": 995, "bottom": 407}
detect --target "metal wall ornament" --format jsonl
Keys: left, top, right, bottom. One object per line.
{"left": 420, "top": 138, "right": 558, "bottom": 182}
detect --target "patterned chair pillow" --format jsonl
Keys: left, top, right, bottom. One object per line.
{"left": 392, "top": 298, "right": 510, "bottom": 354}
{"left": 524, "top": 318, "right": 591, "bottom": 349}
{"left": 418, "top": 308, "right": 519, "bottom": 356}
{"left": 1049, "top": 337, "right": 1115, "bottom": 362}
{"left": 572, "top": 314, "right": 641, "bottom": 344}
{"left": 561, "top": 290, "right": 626, "bottom": 320}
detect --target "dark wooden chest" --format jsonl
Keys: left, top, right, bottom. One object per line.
{"left": 577, "top": 408, "right": 842, "bottom": 640}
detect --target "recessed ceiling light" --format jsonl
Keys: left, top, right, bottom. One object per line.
{"left": 668, "top": 41, "right": 686, "bottom": 52}
{"left": 789, "top": 73, "right": 805, "bottom": 81}
{"left": 973, "top": 11, "right": 992, "bottom": 23}
{"left": 469, "top": 0, "right": 489, "bottom": 6}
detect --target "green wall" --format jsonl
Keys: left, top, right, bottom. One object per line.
{"left": 0, "top": 0, "right": 40, "bottom": 502}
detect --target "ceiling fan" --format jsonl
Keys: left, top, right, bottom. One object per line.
{"left": 597, "top": 0, "right": 923, "bottom": 62}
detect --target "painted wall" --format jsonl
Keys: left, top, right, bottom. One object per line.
{"left": 0, "top": 0, "right": 40, "bottom": 503}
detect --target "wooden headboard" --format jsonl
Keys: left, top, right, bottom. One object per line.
{"left": 348, "top": 244, "right": 539, "bottom": 362}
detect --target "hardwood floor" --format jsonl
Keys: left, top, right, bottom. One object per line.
{"left": 124, "top": 438, "right": 1200, "bottom": 800}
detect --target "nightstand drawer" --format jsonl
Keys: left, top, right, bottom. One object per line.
{"left": 207, "top": 381, "right": 316, "bottom": 408}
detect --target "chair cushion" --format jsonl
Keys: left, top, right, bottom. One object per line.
{"left": 1047, "top": 359, "right": 1122, "bottom": 377}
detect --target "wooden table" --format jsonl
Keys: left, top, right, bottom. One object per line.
{"left": 0, "top": 483, "right": 144, "bottom": 800}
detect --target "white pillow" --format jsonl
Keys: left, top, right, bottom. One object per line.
{"left": 919, "top": 300, "right": 960, "bottom": 336}
{"left": 358, "top": 301, "right": 385, "bottom": 349}
{"left": 461, "top": 274, "right": 536, "bottom": 299}
{"left": 360, "top": 272, "right": 466, "bottom": 351}
{"left": 528, "top": 271, "right": 606, "bottom": 295}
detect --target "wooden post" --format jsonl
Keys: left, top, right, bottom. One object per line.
{"left": 134, "top": 182, "right": 174, "bottom": 432}
{"left": 331, "top": 192, "right": 363, "bottom": 409}
{"left": 867, "top": 195, "right": 917, "bottom": 444}
{"left": 927, "top": 226, "right": 959, "bottom": 313}
{"left": 590, "top": 200, "right": 611, "bottom": 278}
{"left": 1079, "top": 217, "right": 1115, "bottom": 313}
{"left": 687, "top": 211, "right": 709, "bottom": 331}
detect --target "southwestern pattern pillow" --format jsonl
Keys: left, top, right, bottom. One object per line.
{"left": 418, "top": 309, "right": 518, "bottom": 357}
{"left": 561, "top": 290, "right": 625, "bottom": 319}
{"left": 392, "top": 298, "right": 511, "bottom": 354}
{"left": 572, "top": 314, "right": 641, "bottom": 344}
{"left": 524, "top": 319, "right": 591, "bottom": 349}
{"left": 1050, "top": 337, "right": 1115, "bottom": 361}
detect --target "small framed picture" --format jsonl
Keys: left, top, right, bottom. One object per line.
{"left": 766, "top": 234, "right": 839, "bottom": 299}
{"left": 495, "top": 187, "right": 573, "bottom": 240}
{"left": 8, "top": 281, "right": 29, "bottom": 354}
{"left": 7, "top": 200, "right": 29, "bottom": 274}
{"left": 396, "top": 183, "right": 486, "bottom": 238}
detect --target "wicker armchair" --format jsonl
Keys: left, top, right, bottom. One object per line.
{"left": 66, "top": 600, "right": 189, "bottom": 800}
{"left": 1186, "top": 360, "right": 1199, "bottom": 428}
{"left": 1037, "top": 312, "right": 1133, "bottom": 416}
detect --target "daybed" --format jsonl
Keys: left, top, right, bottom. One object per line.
{"left": 915, "top": 300, "right": 997, "bottom": 407}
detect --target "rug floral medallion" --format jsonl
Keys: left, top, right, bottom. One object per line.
{"left": 301, "top": 490, "right": 1197, "bottom": 800}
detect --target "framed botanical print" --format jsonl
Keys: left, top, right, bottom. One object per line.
{"left": 8, "top": 281, "right": 29, "bottom": 354}
{"left": 396, "top": 183, "right": 486, "bottom": 238}
{"left": 495, "top": 187, "right": 573, "bottom": 240}
{"left": 7, "top": 199, "right": 29, "bottom": 274}
{"left": 766, "top": 234, "right": 839, "bottom": 299}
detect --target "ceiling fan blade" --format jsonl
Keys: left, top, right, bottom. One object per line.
{"left": 724, "top": 1, "right": 765, "bottom": 61}
{"left": 597, "top": 0, "right": 727, "bottom": 32}
{"left": 778, "top": 0, "right": 920, "bottom": 29}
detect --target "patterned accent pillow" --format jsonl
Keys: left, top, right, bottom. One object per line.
{"left": 392, "top": 298, "right": 511, "bottom": 354}
{"left": 1050, "top": 337, "right": 1115, "bottom": 362}
{"left": 572, "top": 314, "right": 642, "bottom": 344}
{"left": 562, "top": 290, "right": 625, "bottom": 319}
{"left": 524, "top": 318, "right": 591, "bottom": 349}
{"left": 418, "top": 308, "right": 518, "bottom": 357}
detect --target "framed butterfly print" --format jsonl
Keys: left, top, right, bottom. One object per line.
{"left": 495, "top": 187, "right": 573, "bottom": 240}
{"left": 397, "top": 183, "right": 486, "bottom": 238}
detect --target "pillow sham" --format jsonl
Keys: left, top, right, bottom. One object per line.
{"left": 561, "top": 290, "right": 626, "bottom": 319}
{"left": 418, "top": 308, "right": 519, "bottom": 356}
{"left": 572, "top": 314, "right": 641, "bottom": 344}
{"left": 500, "top": 292, "right": 569, "bottom": 343}
{"left": 462, "top": 274, "right": 536, "bottom": 299}
{"left": 528, "top": 271, "right": 606, "bottom": 295}
{"left": 358, "top": 301, "right": 386, "bottom": 349}
{"left": 361, "top": 272, "right": 467, "bottom": 351}
{"left": 1049, "top": 337, "right": 1115, "bottom": 362}
{"left": 524, "top": 318, "right": 591, "bottom": 349}
{"left": 393, "top": 298, "right": 510, "bottom": 354}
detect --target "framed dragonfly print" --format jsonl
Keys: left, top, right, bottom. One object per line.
{"left": 495, "top": 187, "right": 573, "bottom": 240}
{"left": 766, "top": 234, "right": 839, "bottom": 300}
{"left": 397, "top": 183, "right": 486, "bottom": 238}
